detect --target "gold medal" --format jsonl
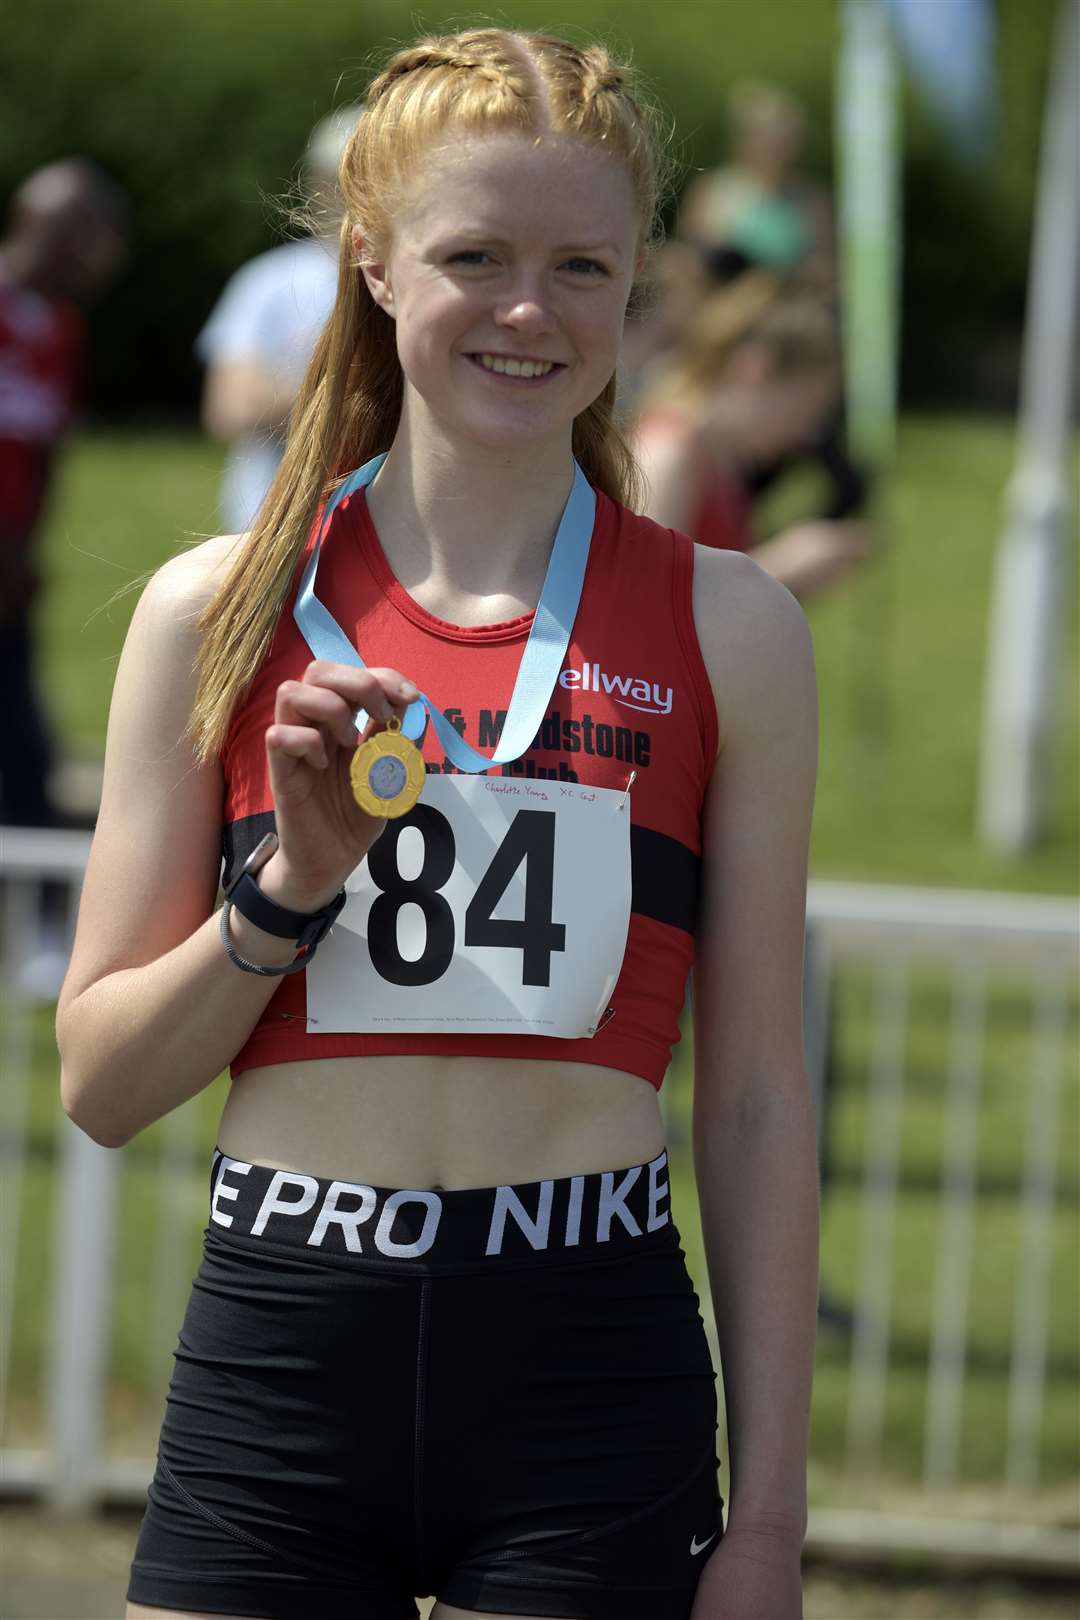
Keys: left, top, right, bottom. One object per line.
{"left": 350, "top": 716, "right": 426, "bottom": 818}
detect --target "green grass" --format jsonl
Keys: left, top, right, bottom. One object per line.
{"left": 37, "top": 431, "right": 222, "bottom": 751}
{"left": 781, "top": 418, "right": 1077, "bottom": 893}
{"left": 8, "top": 420, "right": 1079, "bottom": 1506}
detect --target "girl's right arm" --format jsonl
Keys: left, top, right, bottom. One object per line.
{"left": 56, "top": 542, "right": 410, "bottom": 1148}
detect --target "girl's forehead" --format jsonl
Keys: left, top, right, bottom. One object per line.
{"left": 394, "top": 133, "right": 639, "bottom": 245}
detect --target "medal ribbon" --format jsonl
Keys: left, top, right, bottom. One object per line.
{"left": 293, "top": 453, "right": 596, "bottom": 772}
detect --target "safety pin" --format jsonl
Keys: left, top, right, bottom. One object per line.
{"left": 618, "top": 770, "right": 637, "bottom": 811}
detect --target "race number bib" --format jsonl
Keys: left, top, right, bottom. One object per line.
{"left": 306, "top": 776, "right": 631, "bottom": 1038}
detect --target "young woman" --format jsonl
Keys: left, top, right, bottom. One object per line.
{"left": 57, "top": 29, "right": 819, "bottom": 1620}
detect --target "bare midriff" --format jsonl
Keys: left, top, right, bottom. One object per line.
{"left": 217, "top": 1055, "right": 666, "bottom": 1190}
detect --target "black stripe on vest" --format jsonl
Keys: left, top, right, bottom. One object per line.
{"left": 223, "top": 812, "right": 700, "bottom": 935}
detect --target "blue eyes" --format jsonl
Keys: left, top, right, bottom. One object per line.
{"left": 448, "top": 251, "right": 607, "bottom": 277}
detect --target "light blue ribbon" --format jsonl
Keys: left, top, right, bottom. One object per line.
{"left": 293, "top": 453, "right": 596, "bottom": 772}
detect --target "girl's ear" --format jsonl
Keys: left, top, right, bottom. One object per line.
{"left": 353, "top": 224, "right": 394, "bottom": 318}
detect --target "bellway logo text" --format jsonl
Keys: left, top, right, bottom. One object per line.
{"left": 558, "top": 664, "right": 673, "bottom": 716}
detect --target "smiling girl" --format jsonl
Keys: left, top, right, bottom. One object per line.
{"left": 57, "top": 29, "right": 819, "bottom": 1620}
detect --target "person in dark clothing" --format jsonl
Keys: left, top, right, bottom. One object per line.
{"left": 0, "top": 158, "right": 128, "bottom": 828}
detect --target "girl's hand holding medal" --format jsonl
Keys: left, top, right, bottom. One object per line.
{"left": 262, "top": 659, "right": 422, "bottom": 911}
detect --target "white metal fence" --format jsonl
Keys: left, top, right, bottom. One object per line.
{"left": 2, "top": 826, "right": 1077, "bottom": 1573}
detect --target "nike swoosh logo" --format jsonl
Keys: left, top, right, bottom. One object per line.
{"left": 690, "top": 1529, "right": 719, "bottom": 1556}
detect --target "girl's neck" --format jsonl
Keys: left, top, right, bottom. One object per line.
{"left": 365, "top": 412, "right": 577, "bottom": 610}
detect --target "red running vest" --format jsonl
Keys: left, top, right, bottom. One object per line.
{"left": 222, "top": 486, "right": 718, "bottom": 1089}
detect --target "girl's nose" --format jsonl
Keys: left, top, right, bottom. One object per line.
{"left": 494, "top": 280, "right": 556, "bottom": 335}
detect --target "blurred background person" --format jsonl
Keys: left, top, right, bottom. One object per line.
{"left": 623, "top": 76, "right": 832, "bottom": 406}
{"left": 679, "top": 79, "right": 835, "bottom": 290}
{"left": 623, "top": 79, "right": 867, "bottom": 529}
{"left": 633, "top": 271, "right": 869, "bottom": 601}
{"left": 196, "top": 104, "right": 361, "bottom": 534}
{"left": 0, "top": 157, "right": 128, "bottom": 833}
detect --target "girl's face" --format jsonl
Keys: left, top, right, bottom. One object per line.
{"left": 360, "top": 133, "right": 640, "bottom": 456}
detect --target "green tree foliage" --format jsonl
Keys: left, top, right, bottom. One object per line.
{"left": 1, "top": 0, "right": 1054, "bottom": 415}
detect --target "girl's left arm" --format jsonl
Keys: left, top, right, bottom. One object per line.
{"left": 689, "top": 546, "right": 820, "bottom": 1620}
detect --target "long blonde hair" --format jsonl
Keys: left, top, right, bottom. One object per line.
{"left": 191, "top": 29, "right": 667, "bottom": 761}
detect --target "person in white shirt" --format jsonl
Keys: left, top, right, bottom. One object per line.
{"left": 196, "top": 107, "right": 360, "bottom": 533}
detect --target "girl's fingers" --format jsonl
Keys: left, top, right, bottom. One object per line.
{"left": 298, "top": 661, "right": 419, "bottom": 723}
{"left": 268, "top": 669, "right": 421, "bottom": 795}
{"left": 275, "top": 680, "right": 358, "bottom": 750}
{"left": 266, "top": 722, "right": 330, "bottom": 771}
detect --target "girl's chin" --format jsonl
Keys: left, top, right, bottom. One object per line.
{"left": 433, "top": 407, "right": 577, "bottom": 452}
{"left": 405, "top": 376, "right": 602, "bottom": 450}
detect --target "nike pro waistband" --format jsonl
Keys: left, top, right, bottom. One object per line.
{"left": 208, "top": 1148, "right": 675, "bottom": 1271}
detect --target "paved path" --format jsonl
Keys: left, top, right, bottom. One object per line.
{"left": 3, "top": 1574, "right": 127, "bottom": 1620}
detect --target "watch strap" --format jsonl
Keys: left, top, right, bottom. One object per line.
{"left": 225, "top": 869, "right": 346, "bottom": 951}
{"left": 220, "top": 901, "right": 311, "bottom": 977}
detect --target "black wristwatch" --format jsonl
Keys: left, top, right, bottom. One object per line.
{"left": 220, "top": 832, "right": 347, "bottom": 977}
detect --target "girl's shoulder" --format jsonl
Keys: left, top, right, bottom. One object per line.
{"left": 691, "top": 543, "right": 814, "bottom": 753}
{"left": 144, "top": 531, "right": 245, "bottom": 612}
{"left": 122, "top": 532, "right": 246, "bottom": 692}
{"left": 129, "top": 532, "right": 244, "bottom": 648}
{"left": 693, "top": 540, "right": 809, "bottom": 654}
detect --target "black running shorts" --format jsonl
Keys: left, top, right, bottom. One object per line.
{"left": 128, "top": 1149, "right": 721, "bottom": 1619}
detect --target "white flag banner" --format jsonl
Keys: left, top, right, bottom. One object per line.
{"left": 885, "top": 0, "right": 996, "bottom": 159}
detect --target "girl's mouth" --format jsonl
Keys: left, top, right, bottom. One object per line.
{"left": 467, "top": 352, "right": 564, "bottom": 381}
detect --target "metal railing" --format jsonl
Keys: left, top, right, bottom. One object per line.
{"left": 799, "top": 879, "right": 1078, "bottom": 1571}
{"left": 2, "top": 827, "right": 1077, "bottom": 1573}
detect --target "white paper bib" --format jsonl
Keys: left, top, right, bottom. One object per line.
{"left": 306, "top": 775, "right": 631, "bottom": 1039}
